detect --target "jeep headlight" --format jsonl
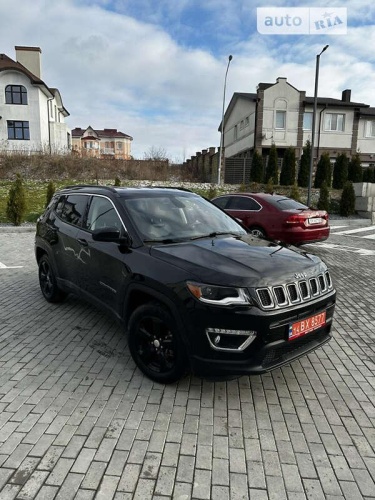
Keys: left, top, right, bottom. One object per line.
{"left": 187, "top": 282, "right": 252, "bottom": 306}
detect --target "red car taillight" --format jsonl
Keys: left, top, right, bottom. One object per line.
{"left": 284, "top": 214, "right": 307, "bottom": 227}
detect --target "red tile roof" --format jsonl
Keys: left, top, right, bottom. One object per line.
{"left": 72, "top": 127, "right": 133, "bottom": 140}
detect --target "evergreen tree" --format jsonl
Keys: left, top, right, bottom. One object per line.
{"left": 280, "top": 146, "right": 296, "bottom": 186}
{"left": 298, "top": 140, "right": 311, "bottom": 187}
{"left": 348, "top": 153, "right": 363, "bottom": 182}
{"left": 332, "top": 153, "right": 349, "bottom": 189}
{"left": 250, "top": 150, "right": 264, "bottom": 183}
{"left": 339, "top": 181, "right": 356, "bottom": 216}
{"left": 314, "top": 152, "right": 332, "bottom": 188}
{"left": 6, "top": 174, "right": 27, "bottom": 226}
{"left": 45, "top": 180, "right": 56, "bottom": 208}
{"left": 317, "top": 181, "right": 330, "bottom": 211}
{"left": 265, "top": 143, "right": 279, "bottom": 184}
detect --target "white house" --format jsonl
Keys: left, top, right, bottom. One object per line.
{"left": 221, "top": 77, "right": 375, "bottom": 167}
{"left": 0, "top": 46, "right": 70, "bottom": 154}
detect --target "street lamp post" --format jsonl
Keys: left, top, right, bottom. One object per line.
{"left": 307, "top": 44, "right": 329, "bottom": 207}
{"left": 217, "top": 55, "right": 233, "bottom": 185}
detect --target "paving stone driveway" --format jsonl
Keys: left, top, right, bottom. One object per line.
{"left": 0, "top": 229, "right": 374, "bottom": 500}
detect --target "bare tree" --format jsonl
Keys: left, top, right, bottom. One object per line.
{"left": 143, "top": 146, "right": 169, "bottom": 161}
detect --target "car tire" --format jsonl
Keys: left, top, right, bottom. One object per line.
{"left": 38, "top": 254, "right": 66, "bottom": 303}
{"left": 249, "top": 226, "right": 266, "bottom": 238}
{"left": 128, "top": 301, "right": 188, "bottom": 384}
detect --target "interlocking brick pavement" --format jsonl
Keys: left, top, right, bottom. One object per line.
{"left": 0, "top": 229, "right": 374, "bottom": 499}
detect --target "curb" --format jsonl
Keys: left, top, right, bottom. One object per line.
{"left": 329, "top": 218, "right": 373, "bottom": 227}
{"left": 0, "top": 225, "right": 36, "bottom": 233}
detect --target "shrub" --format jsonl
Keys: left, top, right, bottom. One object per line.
{"left": 298, "top": 140, "right": 311, "bottom": 187}
{"left": 265, "top": 179, "right": 274, "bottom": 194}
{"left": 317, "top": 181, "right": 330, "bottom": 211}
{"left": 250, "top": 150, "right": 264, "bottom": 183}
{"left": 207, "top": 185, "right": 218, "bottom": 199}
{"left": 362, "top": 166, "right": 374, "bottom": 183}
{"left": 280, "top": 146, "right": 296, "bottom": 186}
{"left": 114, "top": 177, "right": 121, "bottom": 186}
{"left": 332, "top": 153, "right": 349, "bottom": 189}
{"left": 339, "top": 181, "right": 356, "bottom": 216}
{"left": 314, "top": 152, "right": 332, "bottom": 188}
{"left": 6, "top": 173, "right": 27, "bottom": 226}
{"left": 348, "top": 153, "right": 363, "bottom": 182}
{"left": 45, "top": 180, "right": 56, "bottom": 208}
{"left": 289, "top": 183, "right": 301, "bottom": 202}
{"left": 265, "top": 143, "right": 279, "bottom": 184}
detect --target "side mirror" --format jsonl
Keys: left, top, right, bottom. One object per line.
{"left": 92, "top": 227, "right": 131, "bottom": 247}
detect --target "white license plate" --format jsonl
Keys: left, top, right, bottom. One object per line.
{"left": 309, "top": 217, "right": 323, "bottom": 225}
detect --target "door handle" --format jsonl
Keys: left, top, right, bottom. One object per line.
{"left": 77, "top": 238, "right": 88, "bottom": 246}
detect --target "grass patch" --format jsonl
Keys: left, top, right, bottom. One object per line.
{"left": 0, "top": 179, "right": 95, "bottom": 223}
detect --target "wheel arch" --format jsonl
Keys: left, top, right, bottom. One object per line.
{"left": 123, "top": 284, "right": 191, "bottom": 351}
{"left": 35, "top": 246, "right": 47, "bottom": 264}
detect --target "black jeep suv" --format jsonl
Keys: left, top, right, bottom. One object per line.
{"left": 35, "top": 185, "right": 336, "bottom": 383}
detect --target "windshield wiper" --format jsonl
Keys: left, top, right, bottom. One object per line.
{"left": 190, "top": 231, "right": 241, "bottom": 241}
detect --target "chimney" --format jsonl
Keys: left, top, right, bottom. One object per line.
{"left": 15, "top": 46, "right": 42, "bottom": 78}
{"left": 342, "top": 89, "right": 351, "bottom": 102}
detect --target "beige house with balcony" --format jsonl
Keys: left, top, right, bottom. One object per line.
{"left": 221, "top": 77, "right": 375, "bottom": 168}
{"left": 72, "top": 126, "right": 133, "bottom": 160}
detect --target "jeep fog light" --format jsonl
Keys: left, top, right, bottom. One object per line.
{"left": 206, "top": 328, "right": 257, "bottom": 352}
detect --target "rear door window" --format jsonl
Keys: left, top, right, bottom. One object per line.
{"left": 227, "top": 196, "right": 261, "bottom": 211}
{"left": 55, "top": 195, "right": 88, "bottom": 226}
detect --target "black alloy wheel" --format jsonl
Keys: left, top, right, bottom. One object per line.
{"left": 38, "top": 254, "right": 66, "bottom": 303}
{"left": 128, "top": 302, "right": 188, "bottom": 383}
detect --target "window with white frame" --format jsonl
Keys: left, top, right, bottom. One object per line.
{"left": 303, "top": 112, "right": 313, "bottom": 130}
{"left": 324, "top": 113, "right": 345, "bottom": 132}
{"left": 275, "top": 110, "right": 286, "bottom": 129}
{"left": 365, "top": 120, "right": 375, "bottom": 137}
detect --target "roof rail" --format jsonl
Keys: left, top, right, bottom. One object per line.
{"left": 60, "top": 184, "right": 118, "bottom": 193}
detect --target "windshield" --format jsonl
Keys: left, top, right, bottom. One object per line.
{"left": 121, "top": 193, "right": 247, "bottom": 242}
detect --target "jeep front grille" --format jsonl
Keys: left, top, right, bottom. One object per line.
{"left": 255, "top": 271, "right": 333, "bottom": 310}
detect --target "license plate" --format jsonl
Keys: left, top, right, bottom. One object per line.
{"left": 308, "top": 217, "right": 323, "bottom": 224}
{"left": 289, "top": 311, "right": 326, "bottom": 340}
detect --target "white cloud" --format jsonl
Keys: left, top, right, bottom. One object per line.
{"left": 1, "top": 0, "right": 375, "bottom": 162}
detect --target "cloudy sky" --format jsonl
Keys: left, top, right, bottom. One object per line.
{"left": 1, "top": 0, "right": 374, "bottom": 162}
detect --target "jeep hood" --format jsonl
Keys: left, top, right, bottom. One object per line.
{"left": 150, "top": 234, "right": 326, "bottom": 287}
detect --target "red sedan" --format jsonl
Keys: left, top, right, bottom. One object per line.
{"left": 211, "top": 192, "right": 330, "bottom": 245}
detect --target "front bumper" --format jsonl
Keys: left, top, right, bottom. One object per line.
{"left": 184, "top": 290, "right": 336, "bottom": 378}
